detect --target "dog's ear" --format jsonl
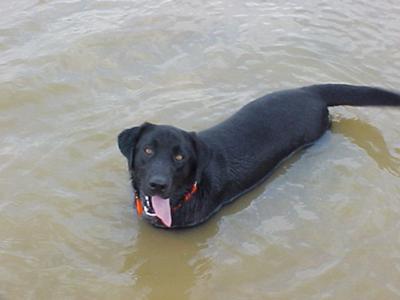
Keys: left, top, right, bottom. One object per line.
{"left": 118, "top": 122, "right": 152, "bottom": 167}
{"left": 190, "top": 132, "right": 210, "bottom": 184}
{"left": 118, "top": 127, "right": 140, "bottom": 160}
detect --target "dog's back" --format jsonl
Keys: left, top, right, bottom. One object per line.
{"left": 199, "top": 84, "right": 400, "bottom": 201}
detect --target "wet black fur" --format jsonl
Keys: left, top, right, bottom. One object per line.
{"left": 118, "top": 84, "right": 400, "bottom": 228}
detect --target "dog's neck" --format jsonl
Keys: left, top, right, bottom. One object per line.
{"left": 171, "top": 181, "right": 198, "bottom": 212}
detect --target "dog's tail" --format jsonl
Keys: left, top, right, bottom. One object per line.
{"left": 305, "top": 84, "right": 400, "bottom": 107}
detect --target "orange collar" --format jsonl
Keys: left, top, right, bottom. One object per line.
{"left": 134, "top": 192, "right": 144, "bottom": 216}
{"left": 134, "top": 182, "right": 198, "bottom": 216}
{"left": 172, "top": 181, "right": 198, "bottom": 212}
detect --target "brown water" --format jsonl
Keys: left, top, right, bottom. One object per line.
{"left": 1, "top": 0, "right": 400, "bottom": 299}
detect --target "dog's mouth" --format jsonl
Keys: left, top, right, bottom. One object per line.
{"left": 142, "top": 195, "right": 172, "bottom": 227}
{"left": 135, "top": 182, "right": 197, "bottom": 228}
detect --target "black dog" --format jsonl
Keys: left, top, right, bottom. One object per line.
{"left": 118, "top": 84, "right": 400, "bottom": 228}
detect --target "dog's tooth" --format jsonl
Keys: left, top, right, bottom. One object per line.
{"left": 143, "top": 205, "right": 156, "bottom": 217}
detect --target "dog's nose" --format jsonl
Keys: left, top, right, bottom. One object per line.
{"left": 148, "top": 176, "right": 168, "bottom": 193}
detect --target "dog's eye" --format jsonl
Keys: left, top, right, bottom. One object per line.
{"left": 144, "top": 147, "right": 153, "bottom": 155}
{"left": 175, "top": 154, "right": 184, "bottom": 161}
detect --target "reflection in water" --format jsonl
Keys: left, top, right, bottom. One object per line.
{"left": 332, "top": 117, "right": 400, "bottom": 176}
{"left": 122, "top": 221, "right": 217, "bottom": 299}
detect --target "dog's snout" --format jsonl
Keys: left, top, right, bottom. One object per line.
{"left": 148, "top": 176, "right": 168, "bottom": 193}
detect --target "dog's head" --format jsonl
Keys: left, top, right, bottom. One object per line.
{"left": 118, "top": 122, "right": 208, "bottom": 228}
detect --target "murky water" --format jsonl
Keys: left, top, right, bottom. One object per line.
{"left": 1, "top": 0, "right": 400, "bottom": 299}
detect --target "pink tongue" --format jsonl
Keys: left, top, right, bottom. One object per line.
{"left": 151, "top": 196, "right": 172, "bottom": 227}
